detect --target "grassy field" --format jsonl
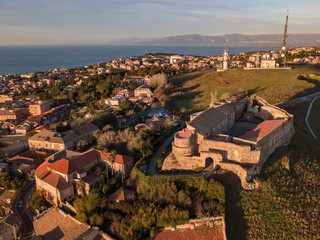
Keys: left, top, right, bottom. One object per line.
{"left": 308, "top": 97, "right": 320, "bottom": 138}
{"left": 167, "top": 64, "right": 320, "bottom": 116}
{"left": 212, "top": 101, "right": 320, "bottom": 240}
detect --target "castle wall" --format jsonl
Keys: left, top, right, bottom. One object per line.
{"left": 257, "top": 117, "right": 295, "bottom": 167}
{"left": 169, "top": 95, "right": 295, "bottom": 189}
{"left": 247, "top": 96, "right": 293, "bottom": 120}
{"left": 200, "top": 139, "right": 261, "bottom": 164}
{"left": 230, "top": 100, "right": 248, "bottom": 120}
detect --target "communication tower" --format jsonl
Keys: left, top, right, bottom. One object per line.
{"left": 281, "top": 9, "right": 289, "bottom": 67}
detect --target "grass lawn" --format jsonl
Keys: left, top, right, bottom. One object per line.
{"left": 308, "top": 97, "right": 320, "bottom": 138}
{"left": 211, "top": 101, "right": 320, "bottom": 240}
{"left": 167, "top": 64, "right": 320, "bottom": 116}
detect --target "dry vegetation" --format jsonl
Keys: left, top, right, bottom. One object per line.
{"left": 212, "top": 101, "right": 320, "bottom": 240}
{"left": 167, "top": 65, "right": 320, "bottom": 117}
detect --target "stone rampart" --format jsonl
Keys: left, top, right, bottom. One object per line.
{"left": 163, "top": 216, "right": 227, "bottom": 240}
{"left": 201, "top": 139, "right": 261, "bottom": 164}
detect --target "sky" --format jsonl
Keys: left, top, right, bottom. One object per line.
{"left": 0, "top": 0, "right": 319, "bottom": 45}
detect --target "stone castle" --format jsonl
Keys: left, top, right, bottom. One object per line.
{"left": 163, "top": 95, "right": 295, "bottom": 189}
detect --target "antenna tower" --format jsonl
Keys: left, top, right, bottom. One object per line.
{"left": 281, "top": 9, "right": 289, "bottom": 67}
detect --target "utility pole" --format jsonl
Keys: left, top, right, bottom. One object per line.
{"left": 281, "top": 9, "right": 289, "bottom": 67}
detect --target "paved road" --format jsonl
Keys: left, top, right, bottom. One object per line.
{"left": 12, "top": 181, "right": 36, "bottom": 240}
{"left": 305, "top": 96, "right": 319, "bottom": 139}
{"left": 276, "top": 91, "right": 320, "bottom": 106}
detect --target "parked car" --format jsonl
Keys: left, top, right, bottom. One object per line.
{"left": 17, "top": 201, "right": 23, "bottom": 209}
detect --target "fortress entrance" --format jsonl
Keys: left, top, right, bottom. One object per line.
{"left": 205, "top": 157, "right": 214, "bottom": 168}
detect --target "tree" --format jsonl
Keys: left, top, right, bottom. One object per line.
{"left": 102, "top": 124, "right": 113, "bottom": 132}
{"left": 127, "top": 81, "right": 137, "bottom": 90}
{"left": 119, "top": 100, "right": 134, "bottom": 112}
{"left": 109, "top": 150, "right": 117, "bottom": 177}
{"left": 55, "top": 121, "right": 70, "bottom": 132}
{"left": 102, "top": 148, "right": 109, "bottom": 181}
{"left": 76, "top": 179, "right": 86, "bottom": 195}
{"left": 77, "top": 140, "right": 89, "bottom": 151}
{"left": 91, "top": 112, "right": 116, "bottom": 128}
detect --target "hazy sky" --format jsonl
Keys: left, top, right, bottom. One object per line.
{"left": 0, "top": 0, "right": 319, "bottom": 45}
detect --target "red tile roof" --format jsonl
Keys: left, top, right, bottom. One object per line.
{"left": 36, "top": 168, "right": 72, "bottom": 191}
{"left": 176, "top": 129, "right": 193, "bottom": 138}
{"left": 109, "top": 187, "right": 135, "bottom": 202}
{"left": 35, "top": 149, "right": 134, "bottom": 177}
{"left": 239, "top": 119, "right": 286, "bottom": 142}
{"left": 102, "top": 152, "right": 134, "bottom": 165}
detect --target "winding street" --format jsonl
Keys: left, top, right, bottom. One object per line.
{"left": 148, "top": 123, "right": 184, "bottom": 176}
{"left": 12, "top": 180, "right": 36, "bottom": 240}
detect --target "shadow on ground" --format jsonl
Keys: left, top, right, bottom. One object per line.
{"left": 211, "top": 171, "right": 247, "bottom": 240}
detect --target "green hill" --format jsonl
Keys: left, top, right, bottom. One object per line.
{"left": 166, "top": 65, "right": 320, "bottom": 239}
{"left": 167, "top": 64, "right": 320, "bottom": 116}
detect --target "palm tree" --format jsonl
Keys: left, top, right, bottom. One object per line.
{"left": 102, "top": 148, "right": 109, "bottom": 181}
{"left": 109, "top": 150, "right": 117, "bottom": 178}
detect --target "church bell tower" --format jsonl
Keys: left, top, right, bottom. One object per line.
{"left": 223, "top": 39, "right": 229, "bottom": 70}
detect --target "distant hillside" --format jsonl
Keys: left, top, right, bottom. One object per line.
{"left": 111, "top": 33, "right": 320, "bottom": 48}
{"left": 166, "top": 65, "right": 320, "bottom": 115}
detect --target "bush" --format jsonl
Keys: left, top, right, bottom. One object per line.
{"left": 119, "top": 100, "right": 134, "bottom": 111}
{"left": 30, "top": 190, "right": 49, "bottom": 211}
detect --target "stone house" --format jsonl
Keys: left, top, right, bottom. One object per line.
{"left": 134, "top": 85, "right": 154, "bottom": 98}
{"left": 28, "top": 123, "right": 98, "bottom": 153}
{"left": 122, "top": 76, "right": 146, "bottom": 86}
{"left": 105, "top": 97, "right": 123, "bottom": 107}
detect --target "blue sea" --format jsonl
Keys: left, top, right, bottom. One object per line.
{"left": 0, "top": 45, "right": 273, "bottom": 75}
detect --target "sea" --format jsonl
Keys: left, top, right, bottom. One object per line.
{"left": 0, "top": 45, "right": 274, "bottom": 75}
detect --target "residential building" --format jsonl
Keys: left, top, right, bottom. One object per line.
{"left": 0, "top": 95, "right": 19, "bottom": 103}
{"left": 33, "top": 208, "right": 109, "bottom": 240}
{"left": 0, "top": 108, "right": 29, "bottom": 122}
{"left": 0, "top": 214, "right": 20, "bottom": 240}
{"left": 29, "top": 100, "right": 51, "bottom": 116}
{"left": 28, "top": 123, "right": 98, "bottom": 152}
{"left": 134, "top": 85, "right": 154, "bottom": 98}
{"left": 34, "top": 148, "right": 134, "bottom": 205}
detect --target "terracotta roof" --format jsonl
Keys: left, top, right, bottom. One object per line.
{"left": 239, "top": 119, "right": 286, "bottom": 142}
{"left": 176, "top": 129, "right": 193, "bottom": 139}
{"left": 35, "top": 149, "right": 133, "bottom": 178}
{"left": 33, "top": 208, "right": 90, "bottom": 240}
{"left": 109, "top": 187, "right": 135, "bottom": 202}
{"left": 37, "top": 168, "right": 72, "bottom": 191}
{"left": 9, "top": 150, "right": 51, "bottom": 166}
{"left": 102, "top": 152, "right": 134, "bottom": 165}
